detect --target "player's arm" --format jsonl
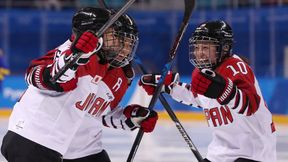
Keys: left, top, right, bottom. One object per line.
{"left": 191, "top": 61, "right": 260, "bottom": 116}
{"left": 139, "top": 71, "right": 201, "bottom": 107}
{"left": 102, "top": 104, "right": 158, "bottom": 133}
{"left": 101, "top": 78, "right": 158, "bottom": 133}
{"left": 101, "top": 65, "right": 157, "bottom": 133}
{"left": 25, "top": 31, "right": 102, "bottom": 92}
{"left": 222, "top": 62, "right": 261, "bottom": 116}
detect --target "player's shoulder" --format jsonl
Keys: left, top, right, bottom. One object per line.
{"left": 217, "top": 54, "right": 256, "bottom": 79}
{"left": 217, "top": 54, "right": 251, "bottom": 71}
{"left": 222, "top": 54, "right": 245, "bottom": 65}
{"left": 102, "top": 67, "right": 130, "bottom": 94}
{"left": 103, "top": 67, "right": 128, "bottom": 84}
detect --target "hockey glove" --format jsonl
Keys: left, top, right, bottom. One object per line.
{"left": 45, "top": 50, "right": 78, "bottom": 92}
{"left": 139, "top": 71, "right": 179, "bottom": 95}
{"left": 192, "top": 69, "right": 237, "bottom": 105}
{"left": 71, "top": 31, "right": 103, "bottom": 65}
{"left": 123, "top": 104, "right": 158, "bottom": 133}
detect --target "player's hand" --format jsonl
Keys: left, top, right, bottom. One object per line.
{"left": 51, "top": 50, "right": 77, "bottom": 83}
{"left": 192, "top": 69, "right": 237, "bottom": 105}
{"left": 123, "top": 104, "right": 158, "bottom": 133}
{"left": 47, "top": 50, "right": 78, "bottom": 92}
{"left": 71, "top": 31, "right": 103, "bottom": 65}
{"left": 139, "top": 71, "right": 179, "bottom": 95}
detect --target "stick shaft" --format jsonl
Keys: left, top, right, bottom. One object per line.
{"left": 127, "top": 1, "right": 195, "bottom": 160}
{"left": 127, "top": 0, "right": 195, "bottom": 162}
{"left": 134, "top": 57, "right": 203, "bottom": 161}
{"left": 158, "top": 95, "right": 203, "bottom": 161}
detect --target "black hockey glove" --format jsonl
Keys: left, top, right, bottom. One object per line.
{"left": 192, "top": 69, "right": 237, "bottom": 105}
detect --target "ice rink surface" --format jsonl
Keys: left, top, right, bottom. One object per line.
{"left": 0, "top": 118, "right": 287, "bottom": 162}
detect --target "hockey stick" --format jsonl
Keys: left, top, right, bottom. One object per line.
{"left": 133, "top": 56, "right": 203, "bottom": 161}
{"left": 50, "top": 0, "right": 135, "bottom": 84}
{"left": 127, "top": 0, "right": 195, "bottom": 161}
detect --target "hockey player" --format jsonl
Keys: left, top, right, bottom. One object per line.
{"left": 1, "top": 7, "right": 158, "bottom": 162}
{"left": 62, "top": 62, "right": 156, "bottom": 162}
{"left": 139, "top": 20, "right": 276, "bottom": 162}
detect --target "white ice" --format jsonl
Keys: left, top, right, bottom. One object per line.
{"left": 0, "top": 119, "right": 287, "bottom": 162}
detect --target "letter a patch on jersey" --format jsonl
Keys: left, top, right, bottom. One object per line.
{"left": 112, "top": 78, "right": 123, "bottom": 92}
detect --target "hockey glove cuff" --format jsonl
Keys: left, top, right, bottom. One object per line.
{"left": 139, "top": 71, "right": 179, "bottom": 95}
{"left": 192, "top": 69, "right": 237, "bottom": 105}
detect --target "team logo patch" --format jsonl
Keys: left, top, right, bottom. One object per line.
{"left": 91, "top": 75, "right": 103, "bottom": 85}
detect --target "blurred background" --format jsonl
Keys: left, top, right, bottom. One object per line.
{"left": 0, "top": 0, "right": 287, "bottom": 161}
{"left": 1, "top": 0, "right": 288, "bottom": 118}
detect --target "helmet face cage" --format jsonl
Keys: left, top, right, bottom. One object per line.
{"left": 189, "top": 37, "right": 220, "bottom": 69}
{"left": 102, "top": 29, "right": 139, "bottom": 67}
{"left": 189, "top": 20, "right": 233, "bottom": 69}
{"left": 101, "top": 14, "right": 139, "bottom": 68}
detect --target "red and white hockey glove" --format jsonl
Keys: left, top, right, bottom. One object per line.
{"left": 51, "top": 50, "right": 76, "bottom": 82}
{"left": 71, "top": 31, "right": 103, "bottom": 65}
{"left": 45, "top": 49, "right": 78, "bottom": 92}
{"left": 27, "top": 64, "right": 77, "bottom": 92}
{"left": 123, "top": 104, "right": 158, "bottom": 133}
{"left": 192, "top": 69, "right": 237, "bottom": 105}
{"left": 138, "top": 71, "right": 179, "bottom": 95}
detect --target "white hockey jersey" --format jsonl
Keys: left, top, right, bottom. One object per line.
{"left": 8, "top": 39, "right": 131, "bottom": 156}
{"left": 63, "top": 66, "right": 131, "bottom": 159}
{"left": 170, "top": 55, "right": 276, "bottom": 162}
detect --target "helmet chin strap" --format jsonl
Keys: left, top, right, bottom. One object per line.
{"left": 215, "top": 43, "right": 231, "bottom": 68}
{"left": 97, "top": 49, "right": 121, "bottom": 67}
{"left": 96, "top": 50, "right": 109, "bottom": 65}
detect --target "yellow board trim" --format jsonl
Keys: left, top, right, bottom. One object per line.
{"left": 0, "top": 109, "right": 12, "bottom": 118}
{"left": 0, "top": 109, "right": 287, "bottom": 125}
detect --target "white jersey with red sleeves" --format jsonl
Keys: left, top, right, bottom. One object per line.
{"left": 7, "top": 39, "right": 129, "bottom": 155}
{"left": 63, "top": 67, "right": 130, "bottom": 159}
{"left": 170, "top": 55, "right": 276, "bottom": 162}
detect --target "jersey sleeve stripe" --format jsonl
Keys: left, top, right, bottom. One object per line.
{"left": 231, "top": 90, "right": 240, "bottom": 109}
{"left": 110, "top": 117, "right": 117, "bottom": 129}
{"left": 238, "top": 94, "right": 249, "bottom": 114}
{"left": 120, "top": 120, "right": 125, "bottom": 130}
{"left": 102, "top": 116, "right": 109, "bottom": 127}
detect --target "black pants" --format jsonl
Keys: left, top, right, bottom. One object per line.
{"left": 1, "top": 131, "right": 63, "bottom": 162}
{"left": 63, "top": 150, "right": 111, "bottom": 162}
{"left": 202, "top": 158, "right": 259, "bottom": 162}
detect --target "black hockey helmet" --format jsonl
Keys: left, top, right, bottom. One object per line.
{"left": 72, "top": 7, "right": 110, "bottom": 36}
{"left": 72, "top": 7, "right": 138, "bottom": 68}
{"left": 99, "top": 13, "right": 139, "bottom": 68}
{"left": 189, "top": 20, "right": 234, "bottom": 69}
